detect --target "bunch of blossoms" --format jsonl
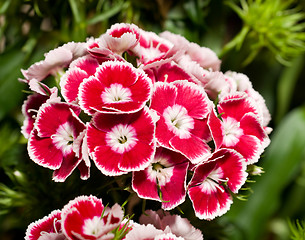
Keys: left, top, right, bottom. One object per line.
{"left": 25, "top": 194, "right": 203, "bottom": 240}
{"left": 21, "top": 23, "right": 272, "bottom": 237}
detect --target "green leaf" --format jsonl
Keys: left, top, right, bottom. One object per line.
{"left": 224, "top": 105, "right": 305, "bottom": 240}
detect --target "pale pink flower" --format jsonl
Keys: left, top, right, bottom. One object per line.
{"left": 21, "top": 42, "right": 88, "bottom": 83}
{"left": 139, "top": 210, "right": 203, "bottom": 240}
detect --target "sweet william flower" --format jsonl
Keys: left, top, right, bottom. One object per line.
{"left": 188, "top": 148, "right": 247, "bottom": 220}
{"left": 132, "top": 147, "right": 189, "bottom": 210}
{"left": 61, "top": 195, "right": 124, "bottom": 240}
{"left": 139, "top": 210, "right": 203, "bottom": 240}
{"left": 78, "top": 61, "right": 152, "bottom": 115}
{"left": 86, "top": 107, "right": 156, "bottom": 176}
{"left": 150, "top": 80, "right": 212, "bottom": 164}
{"left": 25, "top": 209, "right": 65, "bottom": 240}
{"left": 21, "top": 42, "right": 88, "bottom": 83}
{"left": 28, "top": 102, "right": 89, "bottom": 182}
{"left": 208, "top": 93, "right": 270, "bottom": 164}
{"left": 94, "top": 23, "right": 140, "bottom": 55}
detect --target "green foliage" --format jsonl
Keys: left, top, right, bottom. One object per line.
{"left": 222, "top": 0, "right": 305, "bottom": 65}
{"left": 289, "top": 219, "right": 305, "bottom": 240}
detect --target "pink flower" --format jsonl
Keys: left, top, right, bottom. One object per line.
{"left": 132, "top": 147, "right": 189, "bottom": 210}
{"left": 208, "top": 93, "right": 270, "bottom": 164}
{"left": 61, "top": 195, "right": 124, "bottom": 240}
{"left": 78, "top": 61, "right": 152, "bottom": 115}
{"left": 21, "top": 87, "right": 59, "bottom": 139}
{"left": 96, "top": 23, "right": 140, "bottom": 55}
{"left": 21, "top": 42, "right": 88, "bottom": 83}
{"left": 60, "top": 56, "right": 99, "bottom": 103}
{"left": 160, "top": 31, "right": 221, "bottom": 71}
{"left": 86, "top": 107, "right": 156, "bottom": 176}
{"left": 150, "top": 80, "right": 212, "bottom": 164}
{"left": 139, "top": 210, "right": 203, "bottom": 240}
{"left": 25, "top": 209, "right": 65, "bottom": 240}
{"left": 133, "top": 30, "right": 176, "bottom": 68}
{"left": 188, "top": 148, "right": 247, "bottom": 220}
{"left": 224, "top": 71, "right": 271, "bottom": 127}
{"left": 28, "top": 102, "right": 89, "bottom": 182}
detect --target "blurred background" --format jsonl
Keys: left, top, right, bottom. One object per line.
{"left": 0, "top": 0, "right": 305, "bottom": 239}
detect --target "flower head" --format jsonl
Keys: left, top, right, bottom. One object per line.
{"left": 87, "top": 107, "right": 156, "bottom": 176}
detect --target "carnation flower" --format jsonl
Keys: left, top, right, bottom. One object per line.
{"left": 28, "top": 102, "right": 89, "bottom": 181}
{"left": 132, "top": 147, "right": 189, "bottom": 210}
{"left": 188, "top": 148, "right": 247, "bottom": 220}
{"left": 208, "top": 93, "right": 270, "bottom": 164}
{"left": 86, "top": 107, "right": 156, "bottom": 176}
{"left": 21, "top": 42, "right": 88, "bottom": 83}
{"left": 61, "top": 195, "right": 124, "bottom": 240}
{"left": 150, "top": 80, "right": 212, "bottom": 164}
{"left": 25, "top": 210, "right": 64, "bottom": 240}
{"left": 78, "top": 61, "right": 152, "bottom": 115}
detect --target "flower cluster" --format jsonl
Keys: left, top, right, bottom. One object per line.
{"left": 25, "top": 195, "right": 203, "bottom": 240}
{"left": 21, "top": 23, "right": 271, "bottom": 223}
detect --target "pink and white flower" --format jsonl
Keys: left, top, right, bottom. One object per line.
{"left": 21, "top": 87, "right": 59, "bottom": 139}
{"left": 139, "top": 210, "right": 203, "bottom": 240}
{"left": 150, "top": 80, "right": 212, "bottom": 164}
{"left": 86, "top": 107, "right": 156, "bottom": 176}
{"left": 208, "top": 93, "right": 270, "bottom": 164}
{"left": 61, "top": 195, "right": 124, "bottom": 240}
{"left": 60, "top": 55, "right": 99, "bottom": 103}
{"left": 132, "top": 148, "right": 189, "bottom": 210}
{"left": 94, "top": 23, "right": 140, "bottom": 55}
{"left": 21, "top": 42, "right": 88, "bottom": 83}
{"left": 188, "top": 148, "right": 247, "bottom": 220}
{"left": 78, "top": 61, "right": 152, "bottom": 115}
{"left": 25, "top": 209, "right": 65, "bottom": 240}
{"left": 28, "top": 102, "right": 89, "bottom": 181}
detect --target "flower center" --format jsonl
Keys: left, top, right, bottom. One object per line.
{"left": 83, "top": 216, "right": 104, "bottom": 236}
{"left": 147, "top": 156, "right": 173, "bottom": 186}
{"left": 101, "top": 83, "right": 132, "bottom": 103}
{"left": 163, "top": 104, "right": 194, "bottom": 139}
{"left": 222, "top": 117, "right": 243, "bottom": 147}
{"left": 106, "top": 124, "right": 137, "bottom": 154}
{"left": 200, "top": 168, "right": 228, "bottom": 193}
{"left": 51, "top": 122, "right": 74, "bottom": 155}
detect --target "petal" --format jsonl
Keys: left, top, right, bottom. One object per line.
{"left": 52, "top": 152, "right": 82, "bottom": 182}
{"left": 25, "top": 210, "right": 62, "bottom": 240}
{"left": 170, "top": 134, "right": 211, "bottom": 164}
{"left": 232, "top": 134, "right": 262, "bottom": 164}
{"left": 207, "top": 109, "right": 224, "bottom": 149}
{"left": 150, "top": 82, "right": 177, "bottom": 115}
{"left": 218, "top": 93, "right": 258, "bottom": 121}
{"left": 28, "top": 130, "right": 63, "bottom": 170}
{"left": 240, "top": 112, "right": 270, "bottom": 148}
{"left": 188, "top": 182, "right": 232, "bottom": 220}
{"left": 93, "top": 145, "right": 127, "bottom": 176}
{"left": 173, "top": 80, "right": 212, "bottom": 119}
